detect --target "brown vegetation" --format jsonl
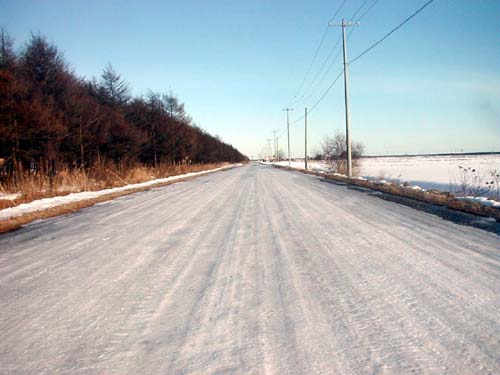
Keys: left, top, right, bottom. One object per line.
{"left": 321, "top": 132, "right": 364, "bottom": 175}
{"left": 0, "top": 28, "right": 247, "bottom": 206}
{"left": 0, "top": 162, "right": 226, "bottom": 210}
{"left": 0, "top": 163, "right": 236, "bottom": 233}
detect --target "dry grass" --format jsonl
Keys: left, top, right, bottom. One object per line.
{"left": 0, "top": 162, "right": 224, "bottom": 210}
{"left": 0, "top": 164, "right": 235, "bottom": 234}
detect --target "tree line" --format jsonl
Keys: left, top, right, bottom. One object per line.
{"left": 0, "top": 28, "right": 247, "bottom": 176}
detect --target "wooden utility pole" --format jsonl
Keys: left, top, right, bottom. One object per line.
{"left": 273, "top": 129, "right": 278, "bottom": 162}
{"left": 330, "top": 19, "right": 358, "bottom": 177}
{"left": 282, "top": 108, "right": 293, "bottom": 167}
{"left": 304, "top": 107, "right": 308, "bottom": 170}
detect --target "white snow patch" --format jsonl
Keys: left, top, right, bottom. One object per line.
{"left": 0, "top": 164, "right": 241, "bottom": 221}
{"left": 360, "top": 154, "right": 500, "bottom": 197}
{"left": 273, "top": 160, "right": 329, "bottom": 172}
{"left": 377, "top": 180, "right": 390, "bottom": 184}
{"left": 268, "top": 157, "right": 500, "bottom": 208}
{"left": 0, "top": 193, "right": 21, "bottom": 201}
{"left": 456, "top": 196, "right": 500, "bottom": 208}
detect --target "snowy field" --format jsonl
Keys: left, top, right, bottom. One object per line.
{"left": 360, "top": 154, "right": 500, "bottom": 196}
{"left": 274, "top": 154, "right": 500, "bottom": 198}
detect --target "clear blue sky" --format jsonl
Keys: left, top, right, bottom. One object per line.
{"left": 1, "top": 0, "right": 499, "bottom": 158}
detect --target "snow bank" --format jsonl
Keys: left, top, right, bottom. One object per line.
{"left": 0, "top": 164, "right": 241, "bottom": 221}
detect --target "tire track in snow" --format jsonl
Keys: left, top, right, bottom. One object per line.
{"left": 0, "top": 164, "right": 499, "bottom": 374}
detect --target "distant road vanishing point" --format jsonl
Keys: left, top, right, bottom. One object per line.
{"left": 1, "top": 163, "right": 499, "bottom": 374}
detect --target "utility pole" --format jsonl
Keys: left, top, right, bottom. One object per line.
{"left": 273, "top": 129, "right": 278, "bottom": 162}
{"left": 266, "top": 139, "right": 272, "bottom": 162}
{"left": 304, "top": 107, "right": 308, "bottom": 170}
{"left": 330, "top": 19, "right": 358, "bottom": 177}
{"left": 276, "top": 136, "right": 279, "bottom": 162}
{"left": 282, "top": 108, "right": 293, "bottom": 167}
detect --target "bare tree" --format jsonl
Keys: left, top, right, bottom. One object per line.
{"left": 277, "top": 149, "right": 286, "bottom": 161}
{"left": 322, "top": 131, "right": 364, "bottom": 175}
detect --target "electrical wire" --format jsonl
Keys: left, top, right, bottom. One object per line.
{"left": 349, "top": 0, "right": 435, "bottom": 65}
{"left": 286, "top": 0, "right": 429, "bottom": 130}
{"left": 274, "top": 0, "right": 432, "bottom": 148}
{"left": 287, "top": 69, "right": 344, "bottom": 129}
{"left": 288, "top": 0, "right": 348, "bottom": 105}
{"left": 356, "top": 0, "right": 381, "bottom": 23}
{"left": 291, "top": 0, "right": 376, "bottom": 107}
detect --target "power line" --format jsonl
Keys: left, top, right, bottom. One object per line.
{"left": 288, "top": 0, "right": 348, "bottom": 105}
{"left": 309, "top": 70, "right": 344, "bottom": 114}
{"left": 276, "top": 0, "right": 431, "bottom": 158}
{"left": 285, "top": 0, "right": 382, "bottom": 124}
{"left": 284, "top": 69, "right": 343, "bottom": 131}
{"left": 288, "top": 0, "right": 431, "bottom": 127}
{"left": 350, "top": 0, "right": 370, "bottom": 21}
{"left": 349, "top": 0, "right": 435, "bottom": 65}
{"left": 356, "top": 0, "right": 381, "bottom": 23}
{"left": 328, "top": 0, "right": 349, "bottom": 24}
{"left": 296, "top": 35, "right": 342, "bottom": 105}
{"left": 279, "top": 0, "right": 433, "bottom": 153}
{"left": 277, "top": 0, "right": 381, "bottom": 139}
{"left": 291, "top": 0, "right": 377, "bottom": 107}
{"left": 289, "top": 27, "right": 329, "bottom": 104}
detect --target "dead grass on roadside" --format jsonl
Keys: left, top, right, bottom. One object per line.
{"left": 0, "top": 162, "right": 224, "bottom": 210}
{"left": 0, "top": 165, "right": 233, "bottom": 234}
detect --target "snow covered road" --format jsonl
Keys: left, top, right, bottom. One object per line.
{"left": 1, "top": 163, "right": 499, "bottom": 374}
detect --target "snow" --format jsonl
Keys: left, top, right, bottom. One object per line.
{"left": 359, "top": 154, "right": 500, "bottom": 196}
{"left": 273, "top": 160, "right": 328, "bottom": 172}
{"left": 0, "top": 164, "right": 241, "bottom": 221}
{"left": 0, "top": 193, "right": 21, "bottom": 201}
{"left": 273, "top": 154, "right": 500, "bottom": 194}
{"left": 271, "top": 155, "right": 500, "bottom": 208}
{"left": 408, "top": 185, "right": 425, "bottom": 191}
{"left": 0, "top": 163, "right": 498, "bottom": 374}
{"left": 456, "top": 196, "right": 500, "bottom": 208}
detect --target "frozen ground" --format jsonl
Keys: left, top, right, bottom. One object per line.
{"left": 0, "top": 163, "right": 499, "bottom": 374}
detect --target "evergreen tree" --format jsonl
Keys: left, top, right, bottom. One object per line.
{"left": 100, "top": 63, "right": 130, "bottom": 106}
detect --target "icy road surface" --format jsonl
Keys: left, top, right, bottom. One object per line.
{"left": 0, "top": 163, "right": 499, "bottom": 374}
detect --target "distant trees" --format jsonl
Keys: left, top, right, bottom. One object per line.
{"left": 322, "top": 131, "right": 364, "bottom": 175}
{"left": 0, "top": 29, "right": 246, "bottom": 179}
